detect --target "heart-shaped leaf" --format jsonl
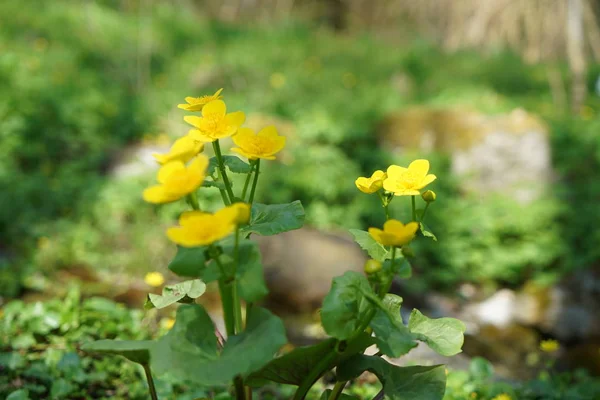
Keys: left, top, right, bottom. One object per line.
{"left": 408, "top": 309, "right": 465, "bottom": 356}
{"left": 148, "top": 279, "right": 206, "bottom": 309}
{"left": 242, "top": 201, "right": 305, "bottom": 236}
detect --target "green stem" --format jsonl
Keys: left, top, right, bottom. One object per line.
{"left": 187, "top": 192, "right": 200, "bottom": 210}
{"left": 248, "top": 159, "right": 261, "bottom": 205}
{"left": 420, "top": 203, "right": 430, "bottom": 222}
{"left": 213, "top": 253, "right": 235, "bottom": 336}
{"left": 234, "top": 376, "right": 246, "bottom": 400}
{"left": 241, "top": 161, "right": 255, "bottom": 201}
{"left": 328, "top": 381, "right": 347, "bottom": 400}
{"left": 213, "top": 140, "right": 235, "bottom": 203}
{"left": 293, "top": 347, "right": 339, "bottom": 400}
{"left": 411, "top": 196, "right": 416, "bottom": 222}
{"left": 142, "top": 364, "right": 159, "bottom": 400}
{"left": 232, "top": 228, "right": 243, "bottom": 333}
{"left": 377, "top": 191, "right": 390, "bottom": 220}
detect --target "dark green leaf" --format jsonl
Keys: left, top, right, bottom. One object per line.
{"left": 321, "top": 271, "right": 375, "bottom": 340}
{"left": 247, "top": 334, "right": 374, "bottom": 387}
{"left": 349, "top": 229, "right": 390, "bottom": 262}
{"left": 408, "top": 309, "right": 465, "bottom": 356}
{"left": 50, "top": 379, "right": 76, "bottom": 398}
{"left": 367, "top": 294, "right": 417, "bottom": 357}
{"left": 382, "top": 257, "right": 411, "bottom": 279}
{"left": 168, "top": 246, "right": 207, "bottom": 278}
{"left": 208, "top": 156, "right": 252, "bottom": 175}
{"left": 420, "top": 223, "right": 437, "bottom": 241}
{"left": 148, "top": 279, "right": 206, "bottom": 309}
{"left": 242, "top": 201, "right": 305, "bottom": 236}
{"left": 81, "top": 339, "right": 153, "bottom": 364}
{"left": 151, "top": 304, "right": 286, "bottom": 385}
{"left": 337, "top": 355, "right": 446, "bottom": 400}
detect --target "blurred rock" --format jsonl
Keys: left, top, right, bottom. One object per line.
{"left": 378, "top": 107, "right": 551, "bottom": 203}
{"left": 255, "top": 227, "right": 367, "bottom": 313}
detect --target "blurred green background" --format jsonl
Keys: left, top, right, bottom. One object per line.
{"left": 2, "top": 0, "right": 600, "bottom": 398}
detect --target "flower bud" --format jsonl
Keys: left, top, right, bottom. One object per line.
{"left": 364, "top": 259, "right": 382, "bottom": 274}
{"left": 422, "top": 190, "right": 436, "bottom": 203}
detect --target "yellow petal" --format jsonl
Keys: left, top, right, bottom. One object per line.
{"left": 157, "top": 161, "right": 185, "bottom": 183}
{"left": 257, "top": 125, "right": 278, "bottom": 138}
{"left": 179, "top": 211, "right": 208, "bottom": 226}
{"left": 266, "top": 136, "right": 286, "bottom": 155}
{"left": 371, "top": 170, "right": 386, "bottom": 180}
{"left": 202, "top": 99, "right": 226, "bottom": 117}
{"left": 188, "top": 154, "right": 209, "bottom": 175}
{"left": 184, "top": 115, "right": 203, "bottom": 129}
{"left": 383, "top": 219, "right": 407, "bottom": 234}
{"left": 213, "top": 88, "right": 224, "bottom": 97}
{"left": 231, "top": 147, "right": 256, "bottom": 160}
{"left": 386, "top": 165, "right": 408, "bottom": 179}
{"left": 166, "top": 227, "right": 197, "bottom": 247}
{"left": 188, "top": 129, "right": 216, "bottom": 143}
{"left": 408, "top": 159, "right": 430, "bottom": 178}
{"left": 232, "top": 128, "right": 255, "bottom": 146}
{"left": 225, "top": 111, "right": 246, "bottom": 127}
{"left": 356, "top": 177, "right": 376, "bottom": 194}
{"left": 417, "top": 174, "right": 437, "bottom": 189}
{"left": 178, "top": 103, "right": 191, "bottom": 110}
{"left": 143, "top": 185, "right": 173, "bottom": 204}
{"left": 185, "top": 96, "right": 197, "bottom": 104}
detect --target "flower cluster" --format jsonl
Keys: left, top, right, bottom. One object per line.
{"left": 356, "top": 159, "right": 437, "bottom": 249}
{"left": 144, "top": 89, "right": 285, "bottom": 248}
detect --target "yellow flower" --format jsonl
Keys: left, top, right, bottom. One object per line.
{"left": 143, "top": 155, "right": 208, "bottom": 204}
{"left": 491, "top": 394, "right": 512, "bottom": 400}
{"left": 152, "top": 135, "right": 204, "bottom": 165}
{"left": 383, "top": 159, "right": 437, "bottom": 196}
{"left": 355, "top": 170, "right": 386, "bottom": 194}
{"left": 231, "top": 126, "right": 286, "bottom": 160}
{"left": 161, "top": 318, "right": 175, "bottom": 330}
{"left": 368, "top": 219, "right": 419, "bottom": 247}
{"left": 167, "top": 204, "right": 248, "bottom": 247}
{"left": 539, "top": 339, "right": 560, "bottom": 353}
{"left": 219, "top": 202, "right": 251, "bottom": 225}
{"left": 184, "top": 100, "right": 245, "bottom": 142}
{"left": 144, "top": 272, "right": 165, "bottom": 287}
{"left": 177, "top": 88, "right": 224, "bottom": 111}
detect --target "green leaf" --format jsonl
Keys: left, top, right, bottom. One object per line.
{"left": 420, "top": 223, "right": 437, "bottom": 241}
{"left": 408, "top": 309, "right": 465, "bottom": 356}
{"left": 208, "top": 156, "right": 252, "bottom": 175}
{"left": 7, "top": 390, "right": 30, "bottom": 400}
{"left": 202, "top": 180, "right": 226, "bottom": 190}
{"left": 382, "top": 258, "right": 411, "bottom": 279}
{"left": 168, "top": 246, "right": 207, "bottom": 277}
{"left": 206, "top": 241, "right": 269, "bottom": 302}
{"left": 321, "top": 271, "right": 375, "bottom": 340}
{"left": 148, "top": 279, "right": 206, "bottom": 309}
{"left": 242, "top": 201, "right": 305, "bottom": 236}
{"left": 367, "top": 294, "right": 417, "bottom": 357}
{"left": 349, "top": 229, "right": 390, "bottom": 262}
{"left": 247, "top": 334, "right": 373, "bottom": 387}
{"left": 337, "top": 355, "right": 447, "bottom": 400}
{"left": 151, "top": 304, "right": 286, "bottom": 385}
{"left": 81, "top": 339, "right": 153, "bottom": 364}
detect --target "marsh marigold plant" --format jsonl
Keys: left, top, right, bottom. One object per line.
{"left": 84, "top": 89, "right": 465, "bottom": 400}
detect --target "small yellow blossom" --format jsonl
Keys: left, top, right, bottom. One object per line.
{"left": 161, "top": 318, "right": 175, "bottom": 330}
{"left": 231, "top": 126, "right": 286, "bottom": 160}
{"left": 167, "top": 204, "right": 248, "bottom": 247}
{"left": 184, "top": 100, "right": 245, "bottom": 142}
{"left": 384, "top": 159, "right": 437, "bottom": 196}
{"left": 143, "top": 155, "right": 208, "bottom": 204}
{"left": 364, "top": 259, "right": 382, "bottom": 274}
{"left": 355, "top": 170, "right": 386, "bottom": 194}
{"left": 491, "top": 394, "right": 512, "bottom": 400}
{"left": 539, "top": 339, "right": 560, "bottom": 353}
{"left": 152, "top": 135, "right": 204, "bottom": 165}
{"left": 177, "top": 88, "right": 224, "bottom": 111}
{"left": 145, "top": 272, "right": 165, "bottom": 287}
{"left": 421, "top": 190, "right": 437, "bottom": 202}
{"left": 368, "top": 219, "right": 419, "bottom": 247}
{"left": 219, "top": 202, "right": 251, "bottom": 225}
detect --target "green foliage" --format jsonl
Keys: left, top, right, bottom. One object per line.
{"left": 349, "top": 229, "right": 390, "bottom": 262}
{"left": 147, "top": 279, "right": 206, "bottom": 309}
{"left": 82, "top": 340, "right": 153, "bottom": 365}
{"left": 320, "top": 271, "right": 375, "bottom": 340}
{"left": 242, "top": 201, "right": 305, "bottom": 236}
{"left": 150, "top": 304, "right": 287, "bottom": 385}
{"left": 408, "top": 310, "right": 466, "bottom": 357}
{"left": 0, "top": 287, "right": 211, "bottom": 399}
{"left": 337, "top": 355, "right": 447, "bottom": 400}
